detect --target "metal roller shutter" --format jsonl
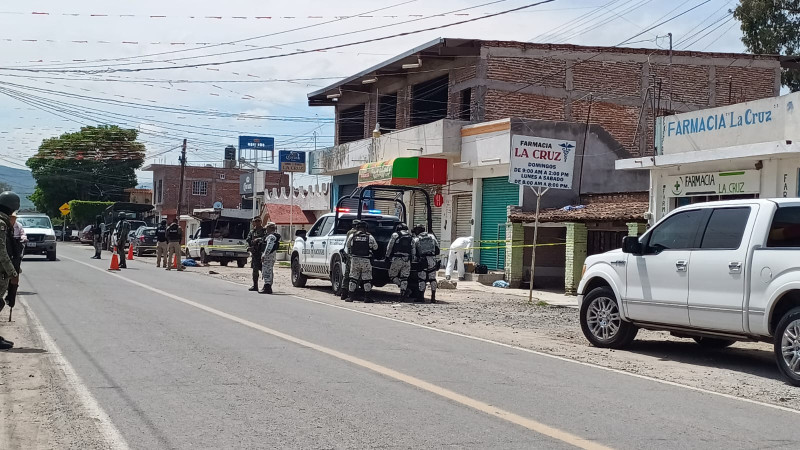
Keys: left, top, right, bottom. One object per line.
{"left": 479, "top": 176, "right": 519, "bottom": 270}
{"left": 412, "top": 188, "right": 442, "bottom": 238}
{"left": 454, "top": 195, "right": 473, "bottom": 240}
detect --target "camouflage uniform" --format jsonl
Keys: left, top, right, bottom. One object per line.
{"left": 0, "top": 212, "right": 19, "bottom": 298}
{"left": 246, "top": 225, "right": 267, "bottom": 290}
{"left": 345, "top": 228, "right": 378, "bottom": 299}
{"left": 386, "top": 228, "right": 414, "bottom": 293}
{"left": 339, "top": 221, "right": 360, "bottom": 300}
{"left": 414, "top": 230, "right": 440, "bottom": 302}
{"left": 115, "top": 218, "right": 131, "bottom": 269}
{"left": 261, "top": 230, "right": 280, "bottom": 289}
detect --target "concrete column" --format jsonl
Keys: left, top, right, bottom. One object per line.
{"left": 627, "top": 222, "right": 647, "bottom": 237}
{"left": 505, "top": 221, "right": 524, "bottom": 288}
{"left": 564, "top": 222, "right": 587, "bottom": 295}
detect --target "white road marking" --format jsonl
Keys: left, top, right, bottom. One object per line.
{"left": 152, "top": 257, "right": 800, "bottom": 417}
{"left": 21, "top": 295, "right": 130, "bottom": 450}
{"left": 63, "top": 255, "right": 609, "bottom": 449}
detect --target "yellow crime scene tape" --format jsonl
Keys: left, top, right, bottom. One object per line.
{"left": 442, "top": 242, "right": 566, "bottom": 251}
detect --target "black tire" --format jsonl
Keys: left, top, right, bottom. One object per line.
{"left": 693, "top": 337, "right": 736, "bottom": 349}
{"left": 46, "top": 250, "right": 56, "bottom": 261}
{"left": 136, "top": 247, "right": 143, "bottom": 257}
{"left": 220, "top": 260, "right": 229, "bottom": 267}
{"left": 291, "top": 254, "right": 307, "bottom": 287}
{"left": 579, "top": 286, "right": 638, "bottom": 349}
{"left": 330, "top": 255, "right": 343, "bottom": 295}
{"left": 237, "top": 258, "right": 247, "bottom": 268}
{"left": 200, "top": 249, "right": 210, "bottom": 265}
{"left": 774, "top": 306, "right": 800, "bottom": 386}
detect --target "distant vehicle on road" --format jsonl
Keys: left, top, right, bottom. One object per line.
{"left": 131, "top": 227, "right": 158, "bottom": 257}
{"left": 579, "top": 198, "right": 800, "bottom": 386}
{"left": 101, "top": 202, "right": 155, "bottom": 250}
{"left": 186, "top": 209, "right": 251, "bottom": 267}
{"left": 80, "top": 225, "right": 94, "bottom": 244}
{"left": 17, "top": 214, "right": 57, "bottom": 261}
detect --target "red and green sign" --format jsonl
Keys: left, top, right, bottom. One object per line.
{"left": 358, "top": 157, "right": 447, "bottom": 186}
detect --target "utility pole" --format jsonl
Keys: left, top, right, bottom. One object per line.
{"left": 668, "top": 32, "right": 673, "bottom": 112}
{"left": 176, "top": 138, "right": 187, "bottom": 220}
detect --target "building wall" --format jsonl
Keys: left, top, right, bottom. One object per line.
{"left": 149, "top": 165, "right": 251, "bottom": 221}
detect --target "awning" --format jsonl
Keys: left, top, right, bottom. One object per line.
{"left": 262, "top": 204, "right": 316, "bottom": 225}
{"left": 358, "top": 157, "right": 447, "bottom": 186}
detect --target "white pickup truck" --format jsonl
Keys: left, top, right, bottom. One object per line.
{"left": 290, "top": 212, "right": 404, "bottom": 294}
{"left": 578, "top": 198, "right": 800, "bottom": 385}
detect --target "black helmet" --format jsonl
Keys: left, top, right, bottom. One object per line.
{"left": 160, "top": 219, "right": 167, "bottom": 226}
{"left": 117, "top": 212, "right": 126, "bottom": 221}
{"left": 412, "top": 224, "right": 426, "bottom": 235}
{"left": 0, "top": 191, "right": 20, "bottom": 215}
{"left": 351, "top": 219, "right": 361, "bottom": 227}
{"left": 396, "top": 222, "right": 408, "bottom": 231}
{"left": 356, "top": 221, "right": 367, "bottom": 230}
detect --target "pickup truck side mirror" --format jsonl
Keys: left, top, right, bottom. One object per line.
{"left": 295, "top": 229, "right": 307, "bottom": 241}
{"left": 622, "top": 236, "right": 643, "bottom": 255}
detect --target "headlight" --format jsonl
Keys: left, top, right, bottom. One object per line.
{"left": 44, "top": 235, "right": 56, "bottom": 241}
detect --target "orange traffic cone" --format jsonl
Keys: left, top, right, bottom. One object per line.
{"left": 108, "top": 250, "right": 121, "bottom": 271}
{"left": 172, "top": 253, "right": 179, "bottom": 269}
{"left": 127, "top": 244, "right": 134, "bottom": 260}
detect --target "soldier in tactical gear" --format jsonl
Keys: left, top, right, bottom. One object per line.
{"left": 115, "top": 212, "right": 131, "bottom": 269}
{"left": 246, "top": 217, "right": 266, "bottom": 291}
{"left": 155, "top": 219, "right": 168, "bottom": 267}
{"left": 345, "top": 221, "right": 377, "bottom": 303}
{"left": 339, "top": 219, "right": 361, "bottom": 301}
{"left": 413, "top": 224, "right": 440, "bottom": 303}
{"left": 386, "top": 222, "right": 414, "bottom": 296}
{"left": 91, "top": 215, "right": 103, "bottom": 259}
{"left": 0, "top": 191, "right": 21, "bottom": 349}
{"left": 260, "top": 222, "right": 280, "bottom": 294}
{"left": 165, "top": 220, "right": 183, "bottom": 271}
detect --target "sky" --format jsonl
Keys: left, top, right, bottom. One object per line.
{"left": 0, "top": 0, "right": 748, "bottom": 189}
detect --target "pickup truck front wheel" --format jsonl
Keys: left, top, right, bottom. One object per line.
{"left": 774, "top": 307, "right": 800, "bottom": 386}
{"left": 580, "top": 287, "right": 638, "bottom": 349}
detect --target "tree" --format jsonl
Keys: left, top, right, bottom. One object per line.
{"left": 26, "top": 126, "right": 145, "bottom": 217}
{"left": 734, "top": 0, "right": 800, "bottom": 91}
{"left": 68, "top": 200, "right": 115, "bottom": 226}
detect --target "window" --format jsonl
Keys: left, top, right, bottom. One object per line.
{"left": 700, "top": 207, "right": 750, "bottom": 249}
{"left": 156, "top": 179, "right": 163, "bottom": 204}
{"left": 768, "top": 206, "right": 800, "bottom": 247}
{"left": 378, "top": 93, "right": 397, "bottom": 133}
{"left": 459, "top": 89, "right": 471, "bottom": 121}
{"left": 410, "top": 75, "right": 449, "bottom": 126}
{"left": 308, "top": 217, "right": 330, "bottom": 237}
{"left": 338, "top": 104, "right": 366, "bottom": 144}
{"left": 192, "top": 181, "right": 208, "bottom": 196}
{"left": 319, "top": 217, "right": 335, "bottom": 237}
{"left": 646, "top": 209, "right": 705, "bottom": 253}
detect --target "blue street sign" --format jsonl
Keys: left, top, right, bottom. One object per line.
{"left": 238, "top": 136, "right": 275, "bottom": 164}
{"left": 279, "top": 150, "right": 307, "bottom": 173}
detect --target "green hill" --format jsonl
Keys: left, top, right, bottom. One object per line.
{"left": 0, "top": 166, "right": 36, "bottom": 211}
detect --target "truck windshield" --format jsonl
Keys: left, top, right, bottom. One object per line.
{"left": 18, "top": 217, "right": 52, "bottom": 229}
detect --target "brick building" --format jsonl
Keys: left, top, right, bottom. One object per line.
{"left": 308, "top": 38, "right": 782, "bottom": 292}
{"left": 124, "top": 188, "right": 153, "bottom": 205}
{"left": 142, "top": 164, "right": 252, "bottom": 222}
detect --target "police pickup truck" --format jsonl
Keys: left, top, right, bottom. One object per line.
{"left": 290, "top": 185, "right": 434, "bottom": 298}
{"left": 578, "top": 198, "right": 800, "bottom": 386}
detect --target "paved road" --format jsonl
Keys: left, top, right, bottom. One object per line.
{"left": 18, "top": 244, "right": 800, "bottom": 449}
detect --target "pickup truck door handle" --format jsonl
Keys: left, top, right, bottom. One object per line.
{"left": 322, "top": 241, "right": 326, "bottom": 246}
{"left": 729, "top": 261, "right": 743, "bottom": 274}
{"left": 675, "top": 260, "right": 688, "bottom": 272}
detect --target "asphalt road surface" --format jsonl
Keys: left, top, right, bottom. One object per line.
{"left": 18, "top": 244, "right": 800, "bottom": 449}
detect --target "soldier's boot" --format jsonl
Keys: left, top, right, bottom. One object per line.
{"left": 340, "top": 287, "right": 349, "bottom": 301}
{"left": 430, "top": 290, "right": 436, "bottom": 303}
{"left": 249, "top": 274, "right": 259, "bottom": 291}
{"left": 260, "top": 284, "right": 272, "bottom": 294}
{"left": 363, "top": 291, "right": 373, "bottom": 303}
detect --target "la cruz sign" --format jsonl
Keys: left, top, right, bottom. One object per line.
{"left": 656, "top": 94, "right": 795, "bottom": 155}
{"left": 510, "top": 135, "right": 576, "bottom": 190}
{"left": 279, "top": 150, "right": 306, "bottom": 173}
{"left": 665, "top": 170, "right": 760, "bottom": 197}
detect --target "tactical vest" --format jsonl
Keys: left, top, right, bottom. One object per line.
{"left": 351, "top": 232, "right": 371, "bottom": 257}
{"left": 156, "top": 226, "right": 167, "bottom": 242}
{"left": 267, "top": 233, "right": 281, "bottom": 254}
{"left": 166, "top": 226, "right": 181, "bottom": 242}
{"left": 393, "top": 231, "right": 412, "bottom": 256}
{"left": 1, "top": 216, "right": 19, "bottom": 263}
{"left": 417, "top": 233, "right": 437, "bottom": 257}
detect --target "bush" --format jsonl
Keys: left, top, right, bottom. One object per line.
{"left": 68, "top": 201, "right": 115, "bottom": 226}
